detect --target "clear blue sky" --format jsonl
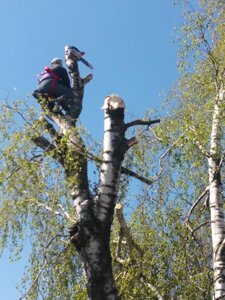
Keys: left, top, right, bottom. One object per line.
{"left": 0, "top": 1, "right": 182, "bottom": 299}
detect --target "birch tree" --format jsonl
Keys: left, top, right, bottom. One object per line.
{"left": 208, "top": 62, "right": 225, "bottom": 299}
{"left": 0, "top": 46, "right": 160, "bottom": 299}
{"left": 32, "top": 47, "right": 159, "bottom": 299}
{"left": 156, "top": 1, "right": 225, "bottom": 298}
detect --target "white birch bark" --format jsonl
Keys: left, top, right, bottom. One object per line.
{"left": 208, "top": 84, "right": 225, "bottom": 299}
{"left": 97, "top": 95, "right": 125, "bottom": 223}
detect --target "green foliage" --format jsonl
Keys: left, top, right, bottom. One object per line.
{"left": 111, "top": 198, "right": 212, "bottom": 299}
{"left": 177, "top": 0, "right": 225, "bottom": 72}
{"left": 0, "top": 2, "right": 225, "bottom": 299}
{"left": 0, "top": 101, "right": 88, "bottom": 299}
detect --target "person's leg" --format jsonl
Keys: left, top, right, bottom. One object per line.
{"left": 33, "top": 80, "right": 55, "bottom": 111}
{"left": 53, "top": 83, "right": 81, "bottom": 119}
{"left": 60, "top": 96, "right": 82, "bottom": 121}
{"left": 34, "top": 80, "right": 52, "bottom": 95}
{"left": 53, "top": 83, "right": 75, "bottom": 98}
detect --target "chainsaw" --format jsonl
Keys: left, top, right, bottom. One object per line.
{"left": 65, "top": 45, "right": 94, "bottom": 70}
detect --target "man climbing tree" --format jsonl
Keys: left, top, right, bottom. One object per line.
{"left": 33, "top": 46, "right": 93, "bottom": 125}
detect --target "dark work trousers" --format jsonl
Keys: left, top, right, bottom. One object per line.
{"left": 35, "top": 79, "right": 82, "bottom": 120}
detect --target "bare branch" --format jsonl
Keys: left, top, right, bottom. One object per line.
{"left": 156, "top": 130, "right": 187, "bottom": 178}
{"left": 191, "top": 221, "right": 212, "bottom": 236}
{"left": 140, "top": 274, "right": 165, "bottom": 300}
{"left": 115, "top": 203, "right": 144, "bottom": 256}
{"left": 125, "top": 118, "right": 160, "bottom": 130}
{"left": 81, "top": 150, "right": 154, "bottom": 186}
{"left": 19, "top": 260, "right": 48, "bottom": 300}
{"left": 185, "top": 186, "right": 209, "bottom": 224}
{"left": 58, "top": 204, "right": 75, "bottom": 222}
{"left": 126, "top": 137, "right": 138, "bottom": 149}
{"left": 121, "top": 167, "right": 153, "bottom": 185}
{"left": 46, "top": 113, "right": 74, "bottom": 131}
{"left": 218, "top": 152, "right": 225, "bottom": 171}
{"left": 35, "top": 202, "right": 75, "bottom": 222}
{"left": 115, "top": 228, "right": 123, "bottom": 260}
{"left": 31, "top": 136, "right": 55, "bottom": 152}
{"left": 148, "top": 126, "right": 163, "bottom": 142}
{"left": 114, "top": 256, "right": 126, "bottom": 265}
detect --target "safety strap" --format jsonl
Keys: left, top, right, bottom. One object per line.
{"left": 44, "top": 67, "right": 60, "bottom": 96}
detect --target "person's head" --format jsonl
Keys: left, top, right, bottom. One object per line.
{"left": 51, "top": 58, "right": 63, "bottom": 67}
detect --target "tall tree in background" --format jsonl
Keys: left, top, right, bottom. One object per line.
{"left": 157, "top": 1, "right": 225, "bottom": 298}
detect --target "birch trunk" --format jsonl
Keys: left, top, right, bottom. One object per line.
{"left": 70, "top": 95, "right": 125, "bottom": 300}
{"left": 208, "top": 84, "right": 225, "bottom": 300}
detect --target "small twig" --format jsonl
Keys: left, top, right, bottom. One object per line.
{"left": 35, "top": 201, "right": 75, "bottom": 222}
{"left": 5, "top": 166, "right": 21, "bottom": 181}
{"left": 19, "top": 260, "right": 48, "bottom": 300}
{"left": 185, "top": 186, "right": 209, "bottom": 224}
{"left": 148, "top": 126, "right": 163, "bottom": 142}
{"left": 114, "top": 256, "right": 126, "bottom": 266}
{"left": 184, "top": 222, "right": 204, "bottom": 248}
{"left": 19, "top": 234, "right": 64, "bottom": 300}
{"left": 155, "top": 130, "right": 187, "bottom": 179}
{"left": 4, "top": 155, "right": 43, "bottom": 182}
{"left": 201, "top": 194, "right": 209, "bottom": 211}
{"left": 58, "top": 204, "right": 75, "bottom": 222}
{"left": 36, "top": 202, "right": 61, "bottom": 216}
{"left": 191, "top": 221, "right": 212, "bottom": 236}
{"left": 5, "top": 104, "right": 33, "bottom": 127}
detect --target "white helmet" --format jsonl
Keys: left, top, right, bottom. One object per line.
{"left": 51, "top": 58, "right": 63, "bottom": 66}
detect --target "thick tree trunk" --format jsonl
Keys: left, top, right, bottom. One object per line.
{"left": 73, "top": 220, "right": 119, "bottom": 300}
{"left": 208, "top": 84, "right": 225, "bottom": 299}
{"left": 97, "top": 96, "right": 125, "bottom": 224}
{"left": 70, "top": 95, "right": 125, "bottom": 300}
